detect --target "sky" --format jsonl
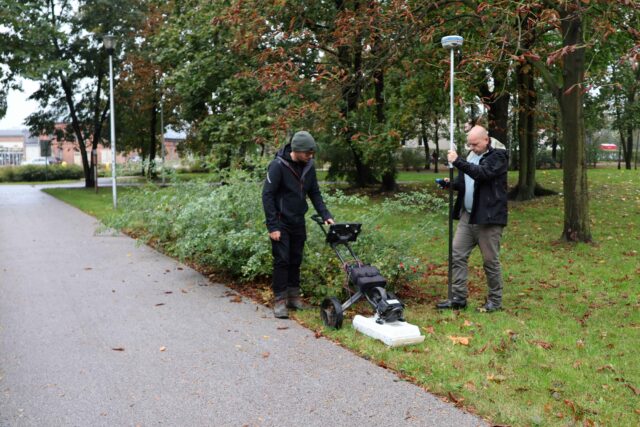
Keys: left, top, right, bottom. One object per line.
{"left": 0, "top": 79, "right": 39, "bottom": 130}
{"left": 0, "top": 77, "right": 186, "bottom": 138}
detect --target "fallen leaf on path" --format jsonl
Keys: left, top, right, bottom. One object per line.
{"left": 277, "top": 326, "right": 289, "bottom": 330}
{"left": 230, "top": 295, "right": 242, "bottom": 303}
{"left": 164, "top": 291, "right": 173, "bottom": 294}
{"left": 181, "top": 289, "right": 188, "bottom": 294}
{"left": 448, "top": 336, "right": 471, "bottom": 346}
{"left": 159, "top": 346, "right": 166, "bottom": 352}
{"left": 155, "top": 303, "right": 165, "bottom": 307}
{"left": 84, "top": 267, "right": 92, "bottom": 270}
{"left": 262, "top": 352, "right": 270, "bottom": 358}
{"left": 447, "top": 391, "right": 464, "bottom": 407}
{"left": 112, "top": 347, "right": 125, "bottom": 352}
{"left": 177, "top": 267, "right": 183, "bottom": 270}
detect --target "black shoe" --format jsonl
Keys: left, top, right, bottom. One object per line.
{"left": 477, "top": 302, "right": 502, "bottom": 313}
{"left": 285, "top": 288, "right": 308, "bottom": 310}
{"left": 436, "top": 297, "right": 467, "bottom": 310}
{"left": 273, "top": 298, "right": 289, "bottom": 319}
{"left": 286, "top": 296, "right": 309, "bottom": 310}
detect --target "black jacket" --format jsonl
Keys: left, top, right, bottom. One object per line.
{"left": 451, "top": 147, "right": 508, "bottom": 226}
{"left": 262, "top": 144, "right": 332, "bottom": 232}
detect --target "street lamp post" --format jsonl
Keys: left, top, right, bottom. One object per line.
{"left": 441, "top": 35, "right": 463, "bottom": 301}
{"left": 103, "top": 34, "right": 117, "bottom": 209}
{"left": 160, "top": 90, "right": 166, "bottom": 186}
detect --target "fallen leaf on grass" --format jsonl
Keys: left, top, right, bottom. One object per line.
{"left": 530, "top": 340, "right": 552, "bottom": 350}
{"left": 112, "top": 347, "right": 125, "bottom": 352}
{"left": 448, "top": 336, "right": 471, "bottom": 346}
{"left": 487, "top": 374, "right": 506, "bottom": 383}
{"left": 626, "top": 383, "right": 640, "bottom": 395}
{"left": 463, "top": 381, "right": 476, "bottom": 391}
{"left": 635, "top": 409, "right": 640, "bottom": 415}
{"left": 596, "top": 364, "right": 615, "bottom": 373}
{"left": 472, "top": 343, "right": 488, "bottom": 355}
{"left": 159, "top": 346, "right": 166, "bottom": 352}
{"left": 423, "top": 326, "right": 435, "bottom": 334}
{"left": 463, "top": 320, "right": 473, "bottom": 327}
{"left": 447, "top": 391, "right": 464, "bottom": 407}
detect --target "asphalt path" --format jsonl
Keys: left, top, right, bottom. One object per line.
{"left": 0, "top": 184, "right": 485, "bottom": 427}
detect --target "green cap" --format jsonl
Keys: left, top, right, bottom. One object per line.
{"left": 291, "top": 131, "right": 317, "bottom": 152}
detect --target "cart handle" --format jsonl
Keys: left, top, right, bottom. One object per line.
{"left": 311, "top": 214, "right": 324, "bottom": 225}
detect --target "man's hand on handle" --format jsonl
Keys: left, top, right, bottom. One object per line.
{"left": 447, "top": 150, "right": 458, "bottom": 163}
{"left": 269, "top": 218, "right": 334, "bottom": 241}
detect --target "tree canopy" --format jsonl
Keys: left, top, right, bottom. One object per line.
{"left": 2, "top": 0, "right": 639, "bottom": 241}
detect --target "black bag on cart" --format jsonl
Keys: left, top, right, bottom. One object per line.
{"left": 348, "top": 265, "right": 386, "bottom": 292}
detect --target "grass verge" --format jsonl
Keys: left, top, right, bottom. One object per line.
{"left": 43, "top": 168, "right": 640, "bottom": 426}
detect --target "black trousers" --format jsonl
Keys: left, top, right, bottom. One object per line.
{"left": 271, "top": 225, "right": 306, "bottom": 298}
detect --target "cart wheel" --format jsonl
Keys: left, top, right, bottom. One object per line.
{"left": 320, "top": 297, "right": 343, "bottom": 329}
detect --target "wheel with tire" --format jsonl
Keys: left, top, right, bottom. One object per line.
{"left": 320, "top": 297, "right": 343, "bottom": 329}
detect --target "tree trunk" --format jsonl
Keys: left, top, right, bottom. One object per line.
{"left": 511, "top": 62, "right": 537, "bottom": 201}
{"left": 335, "top": 0, "right": 376, "bottom": 187}
{"left": 374, "top": 66, "right": 396, "bottom": 191}
{"left": 420, "top": 118, "right": 430, "bottom": 170}
{"left": 624, "top": 126, "right": 633, "bottom": 169}
{"left": 479, "top": 69, "right": 510, "bottom": 146}
{"left": 147, "top": 98, "right": 158, "bottom": 178}
{"left": 558, "top": 6, "right": 591, "bottom": 242}
{"left": 432, "top": 116, "right": 440, "bottom": 174}
{"left": 551, "top": 112, "right": 558, "bottom": 164}
{"left": 59, "top": 75, "right": 93, "bottom": 188}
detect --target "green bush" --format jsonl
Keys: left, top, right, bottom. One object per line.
{"left": 398, "top": 147, "right": 425, "bottom": 171}
{"left": 105, "top": 173, "right": 446, "bottom": 301}
{"left": 0, "top": 164, "right": 84, "bottom": 182}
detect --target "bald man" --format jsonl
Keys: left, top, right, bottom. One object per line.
{"left": 437, "top": 126, "right": 509, "bottom": 312}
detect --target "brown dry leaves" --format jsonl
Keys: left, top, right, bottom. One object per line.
{"left": 530, "top": 340, "right": 552, "bottom": 350}
{"left": 448, "top": 336, "right": 471, "bottom": 346}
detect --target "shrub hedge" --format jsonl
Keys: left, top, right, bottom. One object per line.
{"left": 105, "top": 169, "right": 447, "bottom": 301}
{"left": 0, "top": 164, "right": 84, "bottom": 182}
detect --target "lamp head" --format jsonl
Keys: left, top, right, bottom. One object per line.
{"left": 103, "top": 34, "right": 116, "bottom": 53}
{"left": 441, "top": 35, "right": 463, "bottom": 50}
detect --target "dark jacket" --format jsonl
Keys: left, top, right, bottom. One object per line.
{"left": 262, "top": 144, "right": 332, "bottom": 232}
{"left": 451, "top": 146, "right": 508, "bottom": 226}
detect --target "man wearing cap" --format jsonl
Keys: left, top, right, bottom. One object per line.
{"left": 262, "top": 131, "right": 335, "bottom": 319}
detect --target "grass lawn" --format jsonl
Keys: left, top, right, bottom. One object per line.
{"left": 44, "top": 167, "right": 640, "bottom": 426}
{"left": 43, "top": 187, "right": 137, "bottom": 218}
